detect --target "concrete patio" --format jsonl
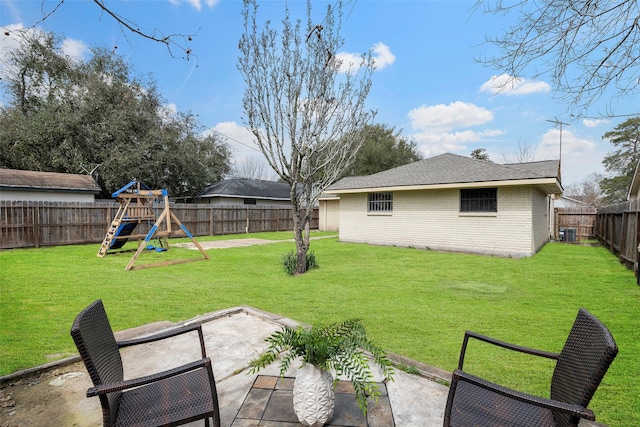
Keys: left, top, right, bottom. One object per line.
{"left": 0, "top": 306, "right": 449, "bottom": 426}
{"left": 0, "top": 306, "right": 607, "bottom": 426}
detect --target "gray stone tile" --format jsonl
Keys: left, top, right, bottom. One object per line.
{"left": 262, "top": 389, "right": 298, "bottom": 423}
{"left": 236, "top": 388, "right": 272, "bottom": 420}
{"left": 367, "top": 396, "right": 394, "bottom": 427}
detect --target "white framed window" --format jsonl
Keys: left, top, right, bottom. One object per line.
{"left": 368, "top": 192, "right": 393, "bottom": 212}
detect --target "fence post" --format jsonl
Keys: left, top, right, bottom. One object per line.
{"left": 209, "top": 206, "right": 214, "bottom": 236}
{"left": 34, "top": 203, "right": 40, "bottom": 248}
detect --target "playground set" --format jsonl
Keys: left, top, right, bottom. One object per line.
{"left": 97, "top": 181, "right": 209, "bottom": 271}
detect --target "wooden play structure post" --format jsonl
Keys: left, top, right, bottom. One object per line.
{"left": 97, "top": 181, "right": 210, "bottom": 271}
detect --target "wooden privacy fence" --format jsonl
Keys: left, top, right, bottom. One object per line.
{"left": 554, "top": 207, "right": 597, "bottom": 241}
{"left": 595, "top": 200, "right": 640, "bottom": 278}
{"left": 0, "top": 201, "right": 319, "bottom": 249}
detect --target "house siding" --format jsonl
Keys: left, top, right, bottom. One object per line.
{"left": 339, "top": 186, "right": 547, "bottom": 258}
{"left": 0, "top": 189, "right": 96, "bottom": 202}
{"left": 202, "top": 196, "right": 290, "bottom": 207}
{"left": 532, "top": 191, "right": 552, "bottom": 252}
{"left": 319, "top": 199, "right": 340, "bottom": 231}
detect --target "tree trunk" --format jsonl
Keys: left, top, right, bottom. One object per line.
{"left": 293, "top": 213, "right": 310, "bottom": 275}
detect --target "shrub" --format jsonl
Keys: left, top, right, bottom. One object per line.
{"left": 282, "top": 251, "right": 318, "bottom": 275}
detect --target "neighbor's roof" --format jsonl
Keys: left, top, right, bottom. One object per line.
{"left": 200, "top": 178, "right": 291, "bottom": 200}
{"left": 0, "top": 168, "right": 101, "bottom": 193}
{"left": 327, "top": 153, "right": 562, "bottom": 194}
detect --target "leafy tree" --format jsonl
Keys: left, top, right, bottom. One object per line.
{"left": 470, "top": 148, "right": 490, "bottom": 161}
{"left": 600, "top": 117, "right": 640, "bottom": 203}
{"left": 0, "top": 31, "right": 230, "bottom": 198}
{"left": 475, "top": 0, "right": 640, "bottom": 117}
{"left": 342, "top": 124, "right": 421, "bottom": 176}
{"left": 238, "top": 0, "right": 375, "bottom": 274}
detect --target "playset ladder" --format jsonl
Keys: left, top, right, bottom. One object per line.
{"left": 97, "top": 202, "right": 129, "bottom": 257}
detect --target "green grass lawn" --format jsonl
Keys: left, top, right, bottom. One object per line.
{"left": 1, "top": 232, "right": 638, "bottom": 426}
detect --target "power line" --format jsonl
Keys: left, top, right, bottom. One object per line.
{"left": 205, "top": 126, "right": 262, "bottom": 154}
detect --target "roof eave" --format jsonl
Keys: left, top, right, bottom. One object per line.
{"left": 326, "top": 178, "right": 563, "bottom": 195}
{"left": 0, "top": 186, "right": 100, "bottom": 194}
{"left": 200, "top": 194, "right": 290, "bottom": 201}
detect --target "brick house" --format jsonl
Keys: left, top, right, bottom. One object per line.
{"left": 322, "top": 153, "right": 563, "bottom": 258}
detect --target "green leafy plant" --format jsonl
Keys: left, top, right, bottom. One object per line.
{"left": 306, "top": 251, "right": 318, "bottom": 270}
{"left": 282, "top": 251, "right": 318, "bottom": 275}
{"left": 250, "top": 319, "right": 394, "bottom": 415}
{"left": 282, "top": 251, "right": 298, "bottom": 275}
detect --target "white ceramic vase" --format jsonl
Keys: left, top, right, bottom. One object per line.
{"left": 292, "top": 364, "right": 335, "bottom": 427}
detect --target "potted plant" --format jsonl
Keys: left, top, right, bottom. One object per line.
{"left": 250, "top": 318, "right": 395, "bottom": 427}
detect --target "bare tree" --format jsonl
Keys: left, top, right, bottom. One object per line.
{"left": 564, "top": 172, "right": 604, "bottom": 207}
{"left": 238, "top": 0, "right": 375, "bottom": 274}
{"left": 474, "top": 0, "right": 640, "bottom": 118}
{"left": 501, "top": 140, "right": 538, "bottom": 163}
{"left": 2, "top": 0, "right": 195, "bottom": 59}
{"left": 229, "top": 157, "right": 278, "bottom": 181}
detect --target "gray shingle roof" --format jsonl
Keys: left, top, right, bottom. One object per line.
{"left": 327, "top": 153, "right": 561, "bottom": 191}
{"left": 201, "top": 178, "right": 291, "bottom": 200}
{"left": 0, "top": 168, "right": 101, "bottom": 193}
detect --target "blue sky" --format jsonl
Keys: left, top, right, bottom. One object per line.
{"left": 1, "top": 0, "right": 634, "bottom": 188}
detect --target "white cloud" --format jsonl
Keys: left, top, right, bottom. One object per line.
{"left": 158, "top": 103, "right": 178, "bottom": 122}
{"left": 1, "top": 24, "right": 29, "bottom": 70}
{"left": 372, "top": 42, "right": 395, "bottom": 70}
{"left": 413, "top": 129, "right": 506, "bottom": 153}
{"left": 168, "top": 0, "right": 219, "bottom": 11}
{"left": 209, "top": 121, "right": 278, "bottom": 179}
{"left": 61, "top": 38, "right": 89, "bottom": 60}
{"left": 335, "top": 51, "right": 361, "bottom": 73}
{"left": 538, "top": 129, "right": 596, "bottom": 158}
{"left": 335, "top": 42, "right": 395, "bottom": 73}
{"left": 583, "top": 118, "right": 610, "bottom": 127}
{"left": 406, "top": 101, "right": 502, "bottom": 157}
{"left": 187, "top": 0, "right": 202, "bottom": 11}
{"left": 1, "top": 25, "right": 39, "bottom": 82}
{"left": 209, "top": 121, "right": 260, "bottom": 158}
{"left": 1, "top": 25, "right": 88, "bottom": 79}
{"left": 1, "top": 24, "right": 25, "bottom": 48}
{"left": 408, "top": 101, "right": 494, "bottom": 131}
{"left": 480, "top": 74, "right": 551, "bottom": 96}
{"left": 536, "top": 129, "right": 604, "bottom": 186}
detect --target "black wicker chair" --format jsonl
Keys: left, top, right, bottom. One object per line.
{"left": 71, "top": 299, "right": 220, "bottom": 427}
{"left": 443, "top": 308, "right": 618, "bottom": 427}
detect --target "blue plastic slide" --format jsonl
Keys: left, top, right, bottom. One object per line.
{"left": 109, "top": 222, "right": 138, "bottom": 249}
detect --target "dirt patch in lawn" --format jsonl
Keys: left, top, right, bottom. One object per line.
{"left": 0, "top": 364, "right": 96, "bottom": 427}
{"left": 174, "top": 238, "right": 283, "bottom": 250}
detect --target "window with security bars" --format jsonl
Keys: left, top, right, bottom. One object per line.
{"left": 368, "top": 192, "right": 393, "bottom": 212}
{"left": 460, "top": 188, "right": 497, "bottom": 212}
